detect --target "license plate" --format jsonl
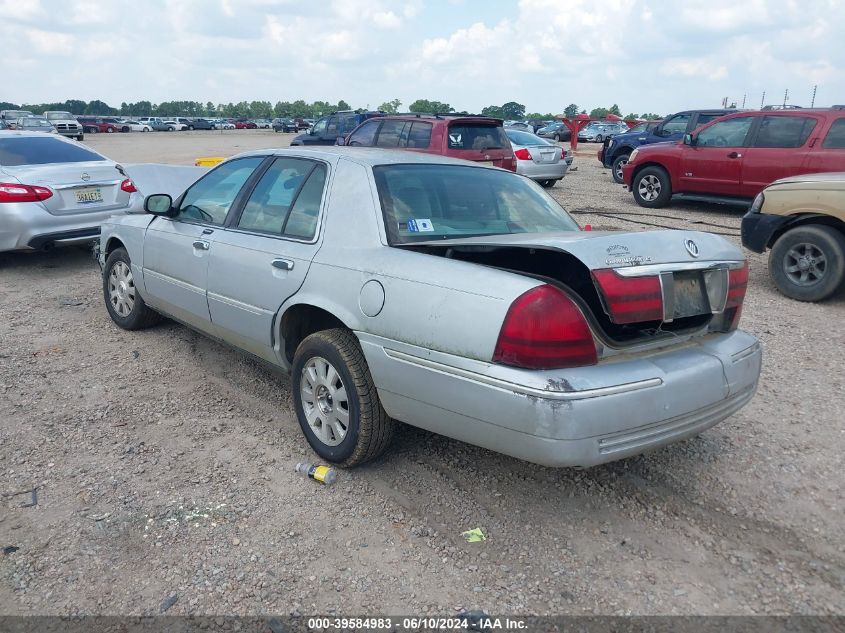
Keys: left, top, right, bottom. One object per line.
{"left": 75, "top": 188, "right": 103, "bottom": 204}
{"left": 673, "top": 272, "right": 709, "bottom": 318}
{"left": 478, "top": 160, "right": 495, "bottom": 166}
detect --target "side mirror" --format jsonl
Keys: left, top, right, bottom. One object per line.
{"left": 683, "top": 133, "right": 696, "bottom": 146}
{"left": 335, "top": 136, "right": 346, "bottom": 146}
{"left": 144, "top": 194, "right": 174, "bottom": 216}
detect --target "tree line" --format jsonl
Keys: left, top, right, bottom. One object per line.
{"left": 1, "top": 98, "right": 664, "bottom": 121}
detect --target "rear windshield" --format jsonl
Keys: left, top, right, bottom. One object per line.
{"left": 374, "top": 164, "right": 579, "bottom": 244}
{"left": 506, "top": 129, "right": 552, "bottom": 146}
{"left": 447, "top": 123, "right": 509, "bottom": 150}
{"left": 0, "top": 137, "right": 106, "bottom": 167}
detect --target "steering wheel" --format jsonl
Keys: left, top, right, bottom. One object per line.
{"left": 181, "top": 204, "right": 214, "bottom": 223}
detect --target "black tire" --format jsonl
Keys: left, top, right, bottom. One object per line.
{"left": 554, "top": 133, "right": 561, "bottom": 142}
{"left": 77, "top": 134, "right": 84, "bottom": 141}
{"left": 539, "top": 179, "right": 556, "bottom": 188}
{"left": 106, "top": 127, "right": 114, "bottom": 133}
{"left": 769, "top": 225, "right": 845, "bottom": 302}
{"left": 596, "top": 134, "right": 603, "bottom": 143}
{"left": 631, "top": 165, "right": 672, "bottom": 208}
{"left": 188, "top": 125, "right": 194, "bottom": 130}
{"left": 611, "top": 153, "right": 630, "bottom": 184}
{"left": 292, "top": 328, "right": 394, "bottom": 467}
{"left": 121, "top": 126, "right": 130, "bottom": 133}
{"left": 103, "top": 248, "right": 161, "bottom": 330}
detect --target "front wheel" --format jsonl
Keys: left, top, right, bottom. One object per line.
{"left": 611, "top": 153, "right": 630, "bottom": 184}
{"left": 121, "top": 126, "right": 130, "bottom": 133}
{"left": 77, "top": 134, "right": 84, "bottom": 141}
{"left": 554, "top": 133, "right": 561, "bottom": 142}
{"left": 769, "top": 225, "right": 845, "bottom": 302}
{"left": 292, "top": 329, "right": 394, "bottom": 467}
{"left": 631, "top": 166, "right": 672, "bottom": 208}
{"left": 595, "top": 134, "right": 603, "bottom": 143}
{"left": 106, "top": 127, "right": 114, "bottom": 133}
{"left": 103, "top": 248, "right": 161, "bottom": 330}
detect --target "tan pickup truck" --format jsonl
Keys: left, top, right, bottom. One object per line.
{"left": 742, "top": 172, "right": 845, "bottom": 301}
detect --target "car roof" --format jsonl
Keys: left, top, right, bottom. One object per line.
{"left": 0, "top": 130, "right": 77, "bottom": 140}
{"left": 228, "top": 146, "right": 506, "bottom": 169}
{"left": 375, "top": 114, "right": 503, "bottom": 125}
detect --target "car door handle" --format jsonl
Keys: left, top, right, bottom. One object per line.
{"left": 192, "top": 240, "right": 210, "bottom": 250}
{"left": 271, "top": 258, "right": 294, "bottom": 271}
{"left": 727, "top": 151, "right": 742, "bottom": 159}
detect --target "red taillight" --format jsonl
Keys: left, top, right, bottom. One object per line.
{"left": 592, "top": 268, "right": 663, "bottom": 324}
{"left": 723, "top": 262, "right": 748, "bottom": 330}
{"left": 513, "top": 148, "right": 532, "bottom": 161}
{"left": 726, "top": 262, "right": 748, "bottom": 308}
{"left": 120, "top": 178, "right": 138, "bottom": 193}
{"left": 492, "top": 285, "right": 597, "bottom": 369}
{"left": 0, "top": 182, "right": 53, "bottom": 203}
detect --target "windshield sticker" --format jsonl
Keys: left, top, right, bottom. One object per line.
{"left": 405, "top": 219, "right": 435, "bottom": 233}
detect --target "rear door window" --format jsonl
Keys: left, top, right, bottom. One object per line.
{"left": 661, "top": 114, "right": 691, "bottom": 134}
{"left": 695, "top": 113, "right": 726, "bottom": 126}
{"left": 752, "top": 116, "right": 817, "bottom": 148}
{"left": 407, "top": 122, "right": 433, "bottom": 148}
{"left": 347, "top": 120, "right": 380, "bottom": 146}
{"left": 822, "top": 119, "right": 845, "bottom": 148}
{"left": 447, "top": 124, "right": 508, "bottom": 150}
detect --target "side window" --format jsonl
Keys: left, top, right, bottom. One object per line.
{"left": 347, "top": 120, "right": 380, "bottom": 146}
{"left": 696, "top": 117, "right": 754, "bottom": 147}
{"left": 661, "top": 114, "right": 691, "bottom": 134}
{"left": 338, "top": 114, "right": 358, "bottom": 134}
{"left": 407, "top": 122, "right": 433, "bottom": 148}
{"left": 237, "top": 158, "right": 317, "bottom": 235}
{"left": 375, "top": 120, "right": 408, "bottom": 147}
{"left": 695, "top": 113, "right": 724, "bottom": 126}
{"left": 283, "top": 165, "right": 327, "bottom": 240}
{"left": 822, "top": 119, "right": 845, "bottom": 149}
{"left": 311, "top": 118, "right": 328, "bottom": 136}
{"left": 753, "top": 116, "right": 817, "bottom": 148}
{"left": 325, "top": 116, "right": 339, "bottom": 137}
{"left": 176, "top": 157, "right": 263, "bottom": 224}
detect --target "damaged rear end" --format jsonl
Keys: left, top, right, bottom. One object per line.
{"left": 405, "top": 229, "right": 749, "bottom": 366}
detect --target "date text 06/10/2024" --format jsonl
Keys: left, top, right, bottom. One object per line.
{"left": 307, "top": 617, "right": 528, "bottom": 630}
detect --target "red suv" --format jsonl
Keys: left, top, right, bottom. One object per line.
{"left": 340, "top": 114, "right": 516, "bottom": 172}
{"left": 622, "top": 107, "right": 845, "bottom": 208}
{"left": 77, "top": 117, "right": 121, "bottom": 134}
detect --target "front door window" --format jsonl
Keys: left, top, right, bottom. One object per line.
{"left": 176, "top": 157, "right": 263, "bottom": 224}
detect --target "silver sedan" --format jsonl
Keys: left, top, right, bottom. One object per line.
{"left": 0, "top": 131, "right": 142, "bottom": 252}
{"left": 98, "top": 148, "right": 761, "bottom": 468}
{"left": 505, "top": 128, "right": 571, "bottom": 188}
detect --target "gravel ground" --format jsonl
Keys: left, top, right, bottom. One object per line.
{"left": 1, "top": 132, "right": 843, "bottom": 617}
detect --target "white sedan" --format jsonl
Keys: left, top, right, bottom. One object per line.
{"left": 119, "top": 120, "right": 152, "bottom": 133}
{"left": 163, "top": 120, "right": 188, "bottom": 131}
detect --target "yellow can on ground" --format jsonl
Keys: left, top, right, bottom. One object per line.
{"left": 195, "top": 156, "right": 226, "bottom": 167}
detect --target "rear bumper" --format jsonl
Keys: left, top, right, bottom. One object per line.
{"left": 741, "top": 210, "right": 790, "bottom": 253}
{"left": 360, "top": 330, "right": 762, "bottom": 467}
{"left": 516, "top": 161, "right": 569, "bottom": 181}
{"left": 0, "top": 203, "right": 129, "bottom": 252}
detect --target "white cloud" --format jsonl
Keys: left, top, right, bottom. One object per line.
{"left": 25, "top": 28, "right": 75, "bottom": 55}
{"left": 660, "top": 58, "right": 728, "bottom": 81}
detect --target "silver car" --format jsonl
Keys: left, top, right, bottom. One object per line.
{"left": 578, "top": 121, "right": 629, "bottom": 142}
{"left": 0, "top": 131, "right": 142, "bottom": 252}
{"left": 505, "top": 128, "right": 571, "bottom": 188}
{"left": 97, "top": 148, "right": 761, "bottom": 468}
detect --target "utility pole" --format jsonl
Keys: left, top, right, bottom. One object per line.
{"left": 741, "top": 94, "right": 746, "bottom": 108}
{"left": 811, "top": 85, "right": 817, "bottom": 107}
{"left": 761, "top": 91, "right": 766, "bottom": 108}
{"left": 783, "top": 89, "right": 789, "bottom": 107}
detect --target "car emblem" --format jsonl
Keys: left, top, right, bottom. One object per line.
{"left": 81, "top": 173, "right": 90, "bottom": 181}
{"left": 684, "top": 239, "right": 700, "bottom": 258}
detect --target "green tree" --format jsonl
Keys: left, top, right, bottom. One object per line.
{"left": 85, "top": 100, "right": 117, "bottom": 115}
{"left": 0, "top": 101, "right": 20, "bottom": 110}
{"left": 500, "top": 101, "right": 526, "bottom": 120}
{"left": 589, "top": 106, "right": 609, "bottom": 119}
{"left": 641, "top": 112, "right": 662, "bottom": 120}
{"left": 525, "top": 112, "right": 555, "bottom": 119}
{"left": 337, "top": 99, "right": 350, "bottom": 111}
{"left": 378, "top": 98, "right": 402, "bottom": 114}
{"left": 608, "top": 103, "right": 622, "bottom": 116}
{"left": 624, "top": 112, "right": 639, "bottom": 120}
{"left": 564, "top": 103, "right": 579, "bottom": 118}
{"left": 480, "top": 105, "right": 504, "bottom": 118}
{"left": 409, "top": 99, "right": 454, "bottom": 113}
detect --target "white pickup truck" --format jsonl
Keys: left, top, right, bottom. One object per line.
{"left": 43, "top": 111, "right": 84, "bottom": 140}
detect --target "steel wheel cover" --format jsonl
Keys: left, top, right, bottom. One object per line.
{"left": 784, "top": 242, "right": 827, "bottom": 286}
{"left": 300, "top": 356, "right": 350, "bottom": 446}
{"left": 108, "top": 261, "right": 136, "bottom": 317}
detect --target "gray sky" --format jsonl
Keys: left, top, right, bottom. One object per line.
{"left": 2, "top": 0, "right": 842, "bottom": 115}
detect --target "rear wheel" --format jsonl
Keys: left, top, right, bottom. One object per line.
{"left": 121, "top": 126, "right": 130, "bottom": 133}
{"left": 103, "top": 248, "right": 161, "bottom": 330}
{"left": 188, "top": 125, "right": 194, "bottom": 130}
{"left": 77, "top": 134, "right": 84, "bottom": 141}
{"left": 596, "top": 134, "right": 604, "bottom": 143}
{"left": 632, "top": 166, "right": 671, "bottom": 208}
{"left": 769, "top": 225, "right": 845, "bottom": 302}
{"left": 554, "top": 133, "right": 561, "bottom": 142}
{"left": 292, "top": 329, "right": 394, "bottom": 467}
{"left": 611, "top": 153, "right": 630, "bottom": 184}
{"left": 106, "top": 127, "right": 114, "bottom": 133}
{"left": 539, "top": 179, "right": 557, "bottom": 188}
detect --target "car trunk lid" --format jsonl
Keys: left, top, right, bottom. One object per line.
{"left": 3, "top": 162, "right": 130, "bottom": 216}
